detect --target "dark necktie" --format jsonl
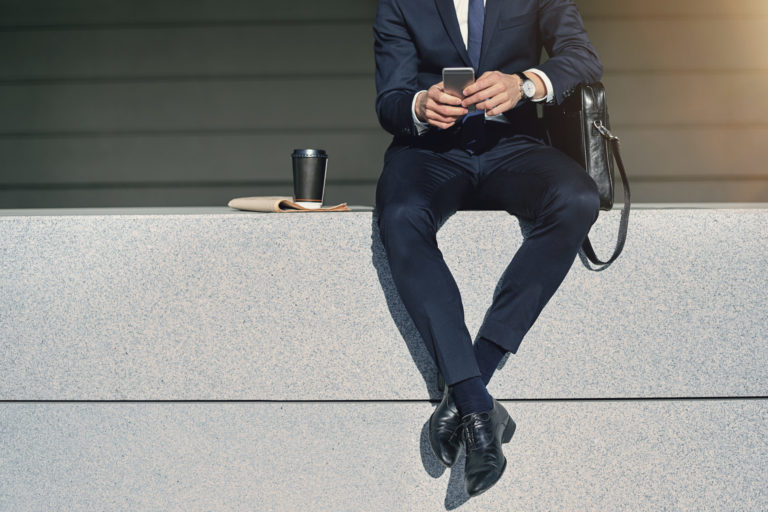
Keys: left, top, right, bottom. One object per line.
{"left": 462, "top": 0, "right": 485, "bottom": 153}
{"left": 467, "top": 0, "right": 484, "bottom": 71}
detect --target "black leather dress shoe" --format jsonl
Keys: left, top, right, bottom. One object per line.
{"left": 459, "top": 399, "right": 516, "bottom": 497}
{"left": 429, "top": 383, "right": 463, "bottom": 467}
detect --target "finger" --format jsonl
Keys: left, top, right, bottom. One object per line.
{"left": 477, "top": 98, "right": 500, "bottom": 114}
{"left": 429, "top": 83, "right": 462, "bottom": 105}
{"left": 425, "top": 106, "right": 458, "bottom": 124}
{"left": 485, "top": 99, "right": 514, "bottom": 117}
{"left": 464, "top": 80, "right": 504, "bottom": 102}
{"left": 432, "top": 102, "right": 468, "bottom": 117}
{"left": 427, "top": 112, "right": 455, "bottom": 125}
{"left": 427, "top": 97, "right": 466, "bottom": 117}
{"left": 463, "top": 71, "right": 499, "bottom": 96}
{"left": 439, "top": 91, "right": 463, "bottom": 105}
{"left": 463, "top": 82, "right": 505, "bottom": 107}
{"left": 427, "top": 85, "right": 443, "bottom": 103}
{"left": 476, "top": 90, "right": 509, "bottom": 112}
{"left": 488, "top": 86, "right": 523, "bottom": 114}
{"left": 429, "top": 89, "right": 462, "bottom": 107}
{"left": 428, "top": 110, "right": 463, "bottom": 124}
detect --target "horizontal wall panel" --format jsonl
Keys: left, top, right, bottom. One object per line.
{"left": 577, "top": 0, "right": 768, "bottom": 18}
{"left": 1, "top": 402, "right": 765, "bottom": 510}
{"left": 0, "top": 25, "right": 374, "bottom": 81}
{"left": 585, "top": 20, "right": 768, "bottom": 71}
{"left": 0, "top": 78, "right": 378, "bottom": 133}
{"left": 2, "top": 73, "right": 767, "bottom": 135}
{"left": 1, "top": 128, "right": 766, "bottom": 186}
{"left": 0, "top": 0, "right": 378, "bottom": 27}
{"left": 1, "top": 0, "right": 765, "bottom": 28}
{"left": 602, "top": 72, "right": 768, "bottom": 126}
{"left": 2, "top": 20, "right": 765, "bottom": 80}
{"left": 616, "top": 127, "right": 768, "bottom": 178}
{"left": 621, "top": 180, "right": 768, "bottom": 203}
{"left": 0, "top": 183, "right": 376, "bottom": 209}
{"left": 0, "top": 131, "right": 390, "bottom": 183}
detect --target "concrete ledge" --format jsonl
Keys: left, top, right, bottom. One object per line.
{"left": 1, "top": 203, "right": 766, "bottom": 216}
{"left": 2, "top": 206, "right": 766, "bottom": 510}
{"left": 1, "top": 401, "right": 765, "bottom": 511}
{"left": 2, "top": 207, "right": 767, "bottom": 399}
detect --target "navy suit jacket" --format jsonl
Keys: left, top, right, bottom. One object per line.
{"left": 373, "top": 0, "right": 603, "bottom": 141}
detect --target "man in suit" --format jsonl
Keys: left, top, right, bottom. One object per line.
{"left": 373, "top": 0, "right": 603, "bottom": 497}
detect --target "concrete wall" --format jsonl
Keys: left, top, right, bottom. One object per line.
{"left": 1, "top": 207, "right": 766, "bottom": 509}
{"left": 1, "top": 0, "right": 766, "bottom": 207}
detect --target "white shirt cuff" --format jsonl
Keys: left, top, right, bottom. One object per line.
{"left": 524, "top": 68, "right": 554, "bottom": 103}
{"left": 411, "top": 90, "right": 431, "bottom": 135}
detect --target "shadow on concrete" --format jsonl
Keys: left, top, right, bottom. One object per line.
{"left": 418, "top": 420, "right": 472, "bottom": 509}
{"left": 371, "top": 206, "right": 535, "bottom": 507}
{"left": 371, "top": 209, "right": 477, "bottom": 508}
{"left": 370, "top": 207, "right": 525, "bottom": 507}
{"left": 369, "top": 210, "right": 440, "bottom": 400}
{"left": 369, "top": 206, "right": 524, "bottom": 396}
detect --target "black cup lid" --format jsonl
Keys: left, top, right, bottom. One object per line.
{"left": 292, "top": 149, "right": 327, "bottom": 158}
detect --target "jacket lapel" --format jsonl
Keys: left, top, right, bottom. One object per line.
{"left": 478, "top": 0, "right": 502, "bottom": 71}
{"left": 434, "top": 0, "right": 472, "bottom": 67}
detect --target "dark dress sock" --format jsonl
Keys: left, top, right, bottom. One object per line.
{"left": 452, "top": 375, "right": 493, "bottom": 416}
{"left": 474, "top": 336, "right": 508, "bottom": 386}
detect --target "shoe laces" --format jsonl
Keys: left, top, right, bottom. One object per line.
{"left": 452, "top": 411, "right": 491, "bottom": 450}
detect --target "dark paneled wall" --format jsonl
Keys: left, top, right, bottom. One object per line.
{"left": 1, "top": 0, "right": 766, "bottom": 207}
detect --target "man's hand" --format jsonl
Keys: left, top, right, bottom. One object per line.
{"left": 461, "top": 71, "right": 545, "bottom": 116}
{"left": 415, "top": 82, "right": 469, "bottom": 130}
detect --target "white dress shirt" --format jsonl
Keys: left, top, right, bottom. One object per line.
{"left": 411, "top": 0, "right": 555, "bottom": 132}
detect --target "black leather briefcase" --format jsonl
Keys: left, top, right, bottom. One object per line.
{"left": 543, "top": 82, "right": 631, "bottom": 271}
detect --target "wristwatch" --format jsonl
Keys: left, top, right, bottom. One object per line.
{"left": 515, "top": 72, "right": 537, "bottom": 102}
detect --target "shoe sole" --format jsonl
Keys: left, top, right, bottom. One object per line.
{"left": 502, "top": 417, "right": 516, "bottom": 444}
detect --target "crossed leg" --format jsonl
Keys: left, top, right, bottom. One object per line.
{"left": 469, "top": 137, "right": 601, "bottom": 356}
{"left": 376, "top": 137, "right": 600, "bottom": 386}
{"left": 376, "top": 145, "right": 481, "bottom": 386}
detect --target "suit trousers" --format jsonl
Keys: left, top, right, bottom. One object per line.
{"left": 375, "top": 130, "right": 600, "bottom": 387}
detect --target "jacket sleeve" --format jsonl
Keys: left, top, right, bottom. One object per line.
{"left": 535, "top": 0, "right": 604, "bottom": 104}
{"left": 373, "top": 0, "right": 423, "bottom": 137}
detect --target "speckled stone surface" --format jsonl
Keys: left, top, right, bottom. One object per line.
{"left": 1, "top": 401, "right": 765, "bottom": 511}
{"left": 1, "top": 208, "right": 767, "bottom": 399}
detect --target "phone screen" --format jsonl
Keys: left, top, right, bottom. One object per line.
{"left": 442, "top": 67, "right": 476, "bottom": 111}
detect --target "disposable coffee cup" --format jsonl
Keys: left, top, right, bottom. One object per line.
{"left": 292, "top": 149, "right": 328, "bottom": 209}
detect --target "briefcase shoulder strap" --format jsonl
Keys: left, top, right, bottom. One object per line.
{"left": 580, "top": 121, "right": 631, "bottom": 271}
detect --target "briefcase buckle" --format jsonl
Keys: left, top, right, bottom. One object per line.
{"left": 593, "top": 120, "right": 619, "bottom": 142}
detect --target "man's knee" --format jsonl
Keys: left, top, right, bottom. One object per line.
{"left": 547, "top": 176, "right": 601, "bottom": 231}
{"left": 377, "top": 203, "right": 436, "bottom": 252}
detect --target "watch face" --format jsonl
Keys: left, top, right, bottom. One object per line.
{"left": 522, "top": 80, "right": 536, "bottom": 98}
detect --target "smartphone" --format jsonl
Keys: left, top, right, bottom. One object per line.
{"left": 442, "top": 67, "right": 476, "bottom": 111}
